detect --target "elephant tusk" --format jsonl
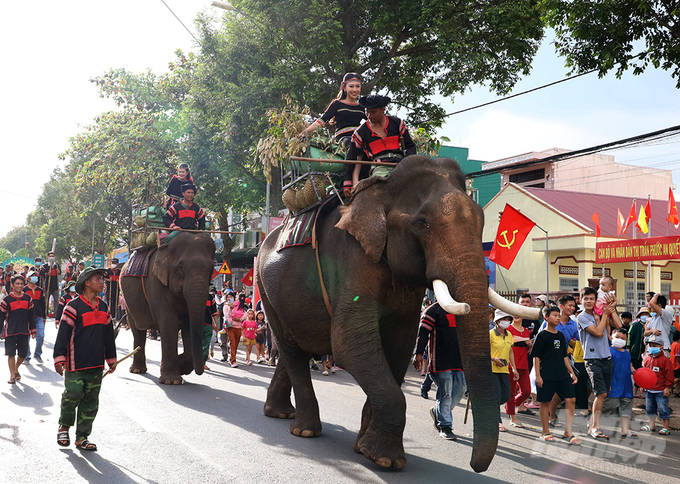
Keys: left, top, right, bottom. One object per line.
{"left": 488, "top": 287, "right": 541, "bottom": 320}
{"left": 432, "top": 280, "right": 471, "bottom": 315}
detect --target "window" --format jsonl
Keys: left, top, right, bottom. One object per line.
{"left": 624, "top": 281, "right": 646, "bottom": 313}
{"left": 660, "top": 283, "right": 672, "bottom": 300}
{"left": 509, "top": 168, "right": 545, "bottom": 184}
{"left": 559, "top": 278, "right": 579, "bottom": 292}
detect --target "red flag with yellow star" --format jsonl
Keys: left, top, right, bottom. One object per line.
{"left": 489, "top": 204, "right": 536, "bottom": 270}
{"left": 241, "top": 267, "right": 254, "bottom": 287}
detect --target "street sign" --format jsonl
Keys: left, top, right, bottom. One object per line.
{"left": 218, "top": 261, "right": 232, "bottom": 275}
{"left": 93, "top": 254, "right": 104, "bottom": 268}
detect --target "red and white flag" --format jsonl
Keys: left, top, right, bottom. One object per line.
{"left": 616, "top": 208, "right": 625, "bottom": 237}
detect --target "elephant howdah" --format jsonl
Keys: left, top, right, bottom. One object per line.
{"left": 257, "top": 155, "right": 535, "bottom": 473}
{"left": 120, "top": 232, "right": 216, "bottom": 385}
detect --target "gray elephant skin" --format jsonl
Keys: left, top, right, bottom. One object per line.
{"left": 257, "top": 155, "right": 498, "bottom": 472}
{"left": 120, "top": 232, "right": 215, "bottom": 385}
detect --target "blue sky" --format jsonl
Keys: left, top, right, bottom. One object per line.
{"left": 1, "top": 1, "right": 678, "bottom": 238}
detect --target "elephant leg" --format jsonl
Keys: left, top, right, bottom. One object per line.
{"left": 129, "top": 327, "right": 148, "bottom": 374}
{"left": 158, "top": 318, "right": 183, "bottom": 385}
{"left": 178, "top": 317, "right": 194, "bottom": 375}
{"left": 283, "top": 348, "right": 322, "bottom": 437}
{"left": 263, "top": 361, "right": 295, "bottom": 419}
{"left": 332, "top": 311, "right": 407, "bottom": 469}
{"left": 353, "top": 399, "right": 372, "bottom": 453}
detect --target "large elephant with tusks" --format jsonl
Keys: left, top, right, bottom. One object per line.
{"left": 256, "top": 156, "right": 539, "bottom": 472}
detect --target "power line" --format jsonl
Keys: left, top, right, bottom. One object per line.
{"left": 159, "top": 0, "right": 202, "bottom": 46}
{"left": 466, "top": 124, "right": 680, "bottom": 179}
{"left": 443, "top": 69, "right": 598, "bottom": 118}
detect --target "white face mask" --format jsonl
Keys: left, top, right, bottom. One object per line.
{"left": 111, "top": 264, "right": 118, "bottom": 269}
{"left": 497, "top": 320, "right": 512, "bottom": 329}
{"left": 48, "top": 257, "right": 55, "bottom": 263}
{"left": 611, "top": 338, "right": 626, "bottom": 349}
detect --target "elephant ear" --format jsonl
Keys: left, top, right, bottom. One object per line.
{"left": 335, "top": 177, "right": 387, "bottom": 263}
{"left": 152, "top": 247, "right": 169, "bottom": 286}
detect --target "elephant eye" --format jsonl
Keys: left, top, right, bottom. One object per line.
{"left": 417, "top": 217, "right": 429, "bottom": 229}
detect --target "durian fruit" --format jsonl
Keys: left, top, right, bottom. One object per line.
{"left": 131, "top": 233, "right": 145, "bottom": 249}
{"left": 295, "top": 188, "right": 309, "bottom": 210}
{"left": 133, "top": 215, "right": 147, "bottom": 228}
{"left": 282, "top": 187, "right": 299, "bottom": 213}
{"left": 146, "top": 232, "right": 158, "bottom": 247}
{"left": 312, "top": 175, "right": 328, "bottom": 199}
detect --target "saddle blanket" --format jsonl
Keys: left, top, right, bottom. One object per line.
{"left": 275, "top": 210, "right": 316, "bottom": 252}
{"left": 122, "top": 247, "right": 157, "bottom": 277}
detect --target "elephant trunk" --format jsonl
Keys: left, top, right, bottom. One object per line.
{"left": 428, "top": 249, "right": 498, "bottom": 473}
{"left": 186, "top": 282, "right": 209, "bottom": 376}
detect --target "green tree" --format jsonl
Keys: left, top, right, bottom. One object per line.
{"left": 0, "top": 225, "right": 39, "bottom": 258}
{"left": 544, "top": 0, "right": 680, "bottom": 87}
{"left": 213, "top": 0, "right": 545, "bottom": 125}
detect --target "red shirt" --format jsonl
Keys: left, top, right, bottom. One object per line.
{"left": 643, "top": 353, "right": 674, "bottom": 391}
{"left": 507, "top": 324, "right": 529, "bottom": 370}
{"left": 671, "top": 341, "right": 680, "bottom": 371}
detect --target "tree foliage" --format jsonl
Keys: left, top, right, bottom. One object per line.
{"left": 544, "top": 0, "right": 680, "bottom": 87}
{"left": 224, "top": 0, "right": 545, "bottom": 127}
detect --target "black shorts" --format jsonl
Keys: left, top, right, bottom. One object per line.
{"left": 674, "top": 368, "right": 680, "bottom": 379}
{"left": 255, "top": 335, "right": 266, "bottom": 344}
{"left": 536, "top": 377, "right": 576, "bottom": 403}
{"left": 585, "top": 358, "right": 614, "bottom": 396}
{"left": 4, "top": 334, "right": 29, "bottom": 358}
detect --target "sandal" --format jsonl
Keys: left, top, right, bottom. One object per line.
{"left": 517, "top": 409, "right": 536, "bottom": 415}
{"left": 659, "top": 428, "right": 670, "bottom": 435}
{"left": 540, "top": 434, "right": 556, "bottom": 442}
{"left": 57, "top": 431, "right": 70, "bottom": 447}
{"left": 509, "top": 422, "right": 524, "bottom": 428}
{"left": 590, "top": 428, "right": 609, "bottom": 439}
{"left": 641, "top": 424, "right": 655, "bottom": 432}
{"left": 499, "top": 423, "right": 507, "bottom": 432}
{"left": 14, "top": 373, "right": 20, "bottom": 381}
{"left": 75, "top": 439, "right": 97, "bottom": 451}
{"left": 8, "top": 378, "right": 16, "bottom": 384}
{"left": 562, "top": 435, "right": 581, "bottom": 446}
{"left": 549, "top": 419, "right": 563, "bottom": 428}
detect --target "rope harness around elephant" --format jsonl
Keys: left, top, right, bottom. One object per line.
{"left": 312, "top": 215, "right": 333, "bottom": 317}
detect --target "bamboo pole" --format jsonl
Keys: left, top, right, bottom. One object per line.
{"left": 154, "top": 228, "right": 244, "bottom": 235}
{"left": 289, "top": 156, "right": 398, "bottom": 167}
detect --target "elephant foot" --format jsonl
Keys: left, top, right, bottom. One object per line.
{"left": 353, "top": 427, "right": 406, "bottom": 469}
{"left": 159, "top": 373, "right": 184, "bottom": 385}
{"left": 289, "top": 414, "right": 322, "bottom": 438}
{"left": 129, "top": 365, "right": 147, "bottom": 374}
{"left": 263, "top": 402, "right": 296, "bottom": 420}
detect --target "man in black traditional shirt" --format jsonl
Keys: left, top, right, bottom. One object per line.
{"left": 163, "top": 183, "right": 206, "bottom": 231}
{"left": 0, "top": 275, "right": 36, "bottom": 384}
{"left": 347, "top": 94, "right": 417, "bottom": 186}
{"left": 54, "top": 266, "right": 117, "bottom": 451}
{"left": 413, "top": 302, "right": 465, "bottom": 441}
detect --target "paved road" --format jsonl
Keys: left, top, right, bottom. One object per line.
{"left": 1, "top": 322, "right": 678, "bottom": 484}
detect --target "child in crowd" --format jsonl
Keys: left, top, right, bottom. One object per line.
{"left": 242, "top": 309, "right": 258, "bottom": 366}
{"left": 641, "top": 335, "right": 674, "bottom": 435}
{"left": 532, "top": 306, "right": 579, "bottom": 444}
{"left": 671, "top": 331, "right": 680, "bottom": 396}
{"left": 254, "top": 310, "right": 267, "bottom": 364}
{"left": 602, "top": 327, "right": 637, "bottom": 438}
{"left": 322, "top": 355, "right": 336, "bottom": 376}
{"left": 594, "top": 276, "right": 616, "bottom": 326}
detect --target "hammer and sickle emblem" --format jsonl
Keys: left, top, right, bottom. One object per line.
{"left": 497, "top": 230, "right": 518, "bottom": 249}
